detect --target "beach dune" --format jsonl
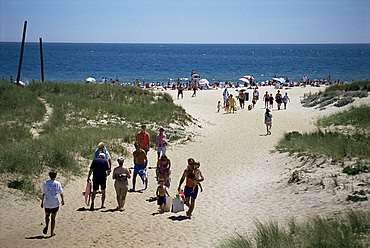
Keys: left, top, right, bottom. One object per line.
{"left": 0, "top": 86, "right": 369, "bottom": 248}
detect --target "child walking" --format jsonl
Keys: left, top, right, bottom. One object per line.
{"left": 156, "top": 179, "right": 170, "bottom": 213}
{"left": 217, "top": 101, "right": 221, "bottom": 112}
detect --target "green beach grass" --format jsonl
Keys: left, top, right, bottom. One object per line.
{"left": 218, "top": 210, "right": 370, "bottom": 248}
{"left": 277, "top": 80, "right": 370, "bottom": 161}
{"left": 0, "top": 80, "right": 192, "bottom": 194}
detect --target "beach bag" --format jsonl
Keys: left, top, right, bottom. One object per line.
{"left": 164, "top": 196, "right": 173, "bottom": 212}
{"left": 171, "top": 196, "right": 184, "bottom": 213}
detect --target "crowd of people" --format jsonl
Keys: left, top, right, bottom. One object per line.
{"left": 40, "top": 125, "right": 204, "bottom": 237}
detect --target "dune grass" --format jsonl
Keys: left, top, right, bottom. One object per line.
{"left": 324, "top": 80, "right": 370, "bottom": 93}
{"left": 277, "top": 130, "right": 370, "bottom": 161}
{"left": 317, "top": 105, "right": 370, "bottom": 129}
{"left": 218, "top": 210, "right": 370, "bottom": 248}
{"left": 0, "top": 80, "right": 192, "bottom": 194}
{"left": 278, "top": 80, "right": 370, "bottom": 161}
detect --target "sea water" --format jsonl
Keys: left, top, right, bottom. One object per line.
{"left": 0, "top": 43, "right": 369, "bottom": 84}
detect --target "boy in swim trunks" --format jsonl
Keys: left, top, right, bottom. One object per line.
{"left": 191, "top": 161, "right": 203, "bottom": 193}
{"left": 156, "top": 179, "right": 170, "bottom": 213}
{"left": 132, "top": 141, "right": 148, "bottom": 191}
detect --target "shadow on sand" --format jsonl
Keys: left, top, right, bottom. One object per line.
{"left": 168, "top": 215, "right": 190, "bottom": 221}
{"left": 25, "top": 235, "right": 52, "bottom": 240}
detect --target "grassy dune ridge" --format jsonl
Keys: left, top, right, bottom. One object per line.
{"left": 0, "top": 80, "right": 192, "bottom": 194}
{"left": 277, "top": 80, "right": 370, "bottom": 161}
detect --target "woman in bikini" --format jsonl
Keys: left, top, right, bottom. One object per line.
{"left": 178, "top": 158, "right": 204, "bottom": 218}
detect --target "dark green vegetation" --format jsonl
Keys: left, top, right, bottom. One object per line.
{"left": 301, "top": 80, "right": 369, "bottom": 109}
{"left": 218, "top": 210, "right": 370, "bottom": 248}
{"left": 0, "top": 80, "right": 192, "bottom": 194}
{"left": 277, "top": 80, "right": 370, "bottom": 161}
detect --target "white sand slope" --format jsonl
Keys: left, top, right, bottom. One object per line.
{"left": 0, "top": 86, "right": 368, "bottom": 248}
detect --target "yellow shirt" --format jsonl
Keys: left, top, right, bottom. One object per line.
{"left": 229, "top": 97, "right": 236, "bottom": 107}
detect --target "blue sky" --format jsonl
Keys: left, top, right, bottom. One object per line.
{"left": 1, "top": 0, "right": 369, "bottom": 43}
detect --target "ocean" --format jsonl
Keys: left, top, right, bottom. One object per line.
{"left": 0, "top": 43, "right": 369, "bottom": 84}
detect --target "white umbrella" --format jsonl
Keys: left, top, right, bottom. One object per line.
{"left": 86, "top": 77, "right": 96, "bottom": 83}
{"left": 239, "top": 78, "right": 250, "bottom": 84}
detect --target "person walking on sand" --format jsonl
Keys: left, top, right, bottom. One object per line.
{"left": 112, "top": 157, "right": 131, "bottom": 211}
{"left": 192, "top": 82, "right": 198, "bottom": 97}
{"left": 87, "top": 153, "right": 110, "bottom": 210}
{"left": 229, "top": 94, "right": 236, "bottom": 113}
{"left": 275, "top": 90, "right": 283, "bottom": 110}
{"left": 269, "top": 94, "right": 274, "bottom": 109}
{"left": 177, "top": 84, "right": 184, "bottom": 99}
{"left": 41, "top": 170, "right": 64, "bottom": 237}
{"left": 283, "top": 92, "right": 290, "bottom": 109}
{"left": 136, "top": 125, "right": 150, "bottom": 154}
{"left": 94, "top": 142, "right": 112, "bottom": 173}
{"left": 223, "top": 88, "right": 229, "bottom": 107}
{"left": 253, "top": 87, "right": 259, "bottom": 101}
{"left": 156, "top": 154, "right": 171, "bottom": 187}
{"left": 264, "top": 108, "right": 273, "bottom": 135}
{"left": 156, "top": 179, "right": 170, "bottom": 213}
{"left": 225, "top": 97, "right": 230, "bottom": 114}
{"left": 178, "top": 158, "right": 204, "bottom": 218}
{"left": 217, "top": 101, "right": 221, "bottom": 112}
{"left": 264, "top": 91, "right": 269, "bottom": 109}
{"left": 131, "top": 141, "right": 148, "bottom": 191}
{"left": 156, "top": 127, "right": 167, "bottom": 160}
{"left": 238, "top": 90, "right": 246, "bottom": 109}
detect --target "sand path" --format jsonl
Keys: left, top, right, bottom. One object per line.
{"left": 0, "top": 86, "right": 368, "bottom": 248}
{"left": 29, "top": 97, "right": 53, "bottom": 138}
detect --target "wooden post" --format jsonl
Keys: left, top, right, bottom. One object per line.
{"left": 16, "top": 21, "right": 27, "bottom": 85}
{"left": 39, "top": 37, "right": 44, "bottom": 82}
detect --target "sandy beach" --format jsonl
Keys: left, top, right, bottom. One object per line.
{"left": 0, "top": 86, "right": 369, "bottom": 248}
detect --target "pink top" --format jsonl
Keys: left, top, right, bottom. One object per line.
{"left": 156, "top": 134, "right": 167, "bottom": 147}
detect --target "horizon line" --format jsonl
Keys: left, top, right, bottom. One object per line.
{"left": 1, "top": 41, "right": 369, "bottom": 45}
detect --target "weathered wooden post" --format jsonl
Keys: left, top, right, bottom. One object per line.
{"left": 39, "top": 37, "right": 44, "bottom": 82}
{"left": 16, "top": 21, "right": 27, "bottom": 85}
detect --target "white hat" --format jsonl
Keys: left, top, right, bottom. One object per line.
{"left": 117, "top": 157, "right": 124, "bottom": 163}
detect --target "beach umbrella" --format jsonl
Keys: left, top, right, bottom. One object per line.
{"left": 243, "top": 75, "right": 254, "bottom": 80}
{"left": 273, "top": 78, "right": 286, "bottom": 84}
{"left": 199, "top": 79, "right": 209, "bottom": 85}
{"left": 86, "top": 77, "right": 96, "bottom": 83}
{"left": 239, "top": 78, "right": 250, "bottom": 84}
